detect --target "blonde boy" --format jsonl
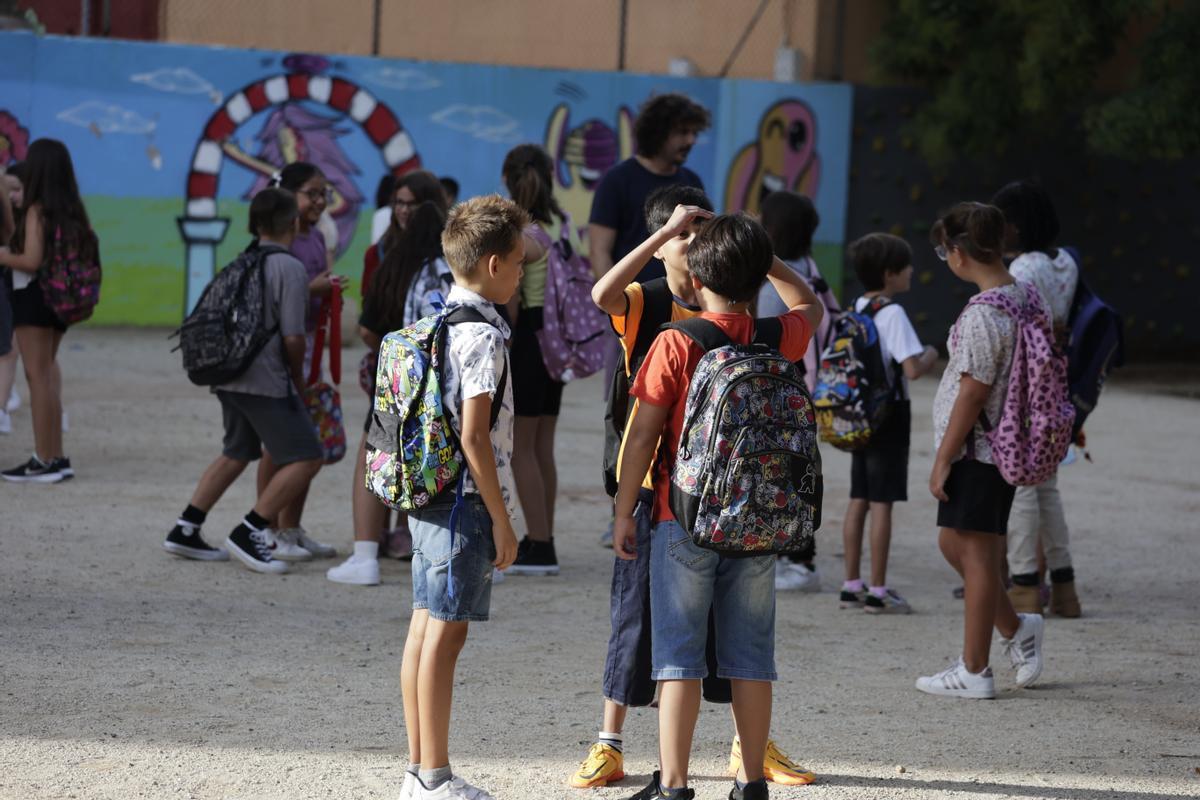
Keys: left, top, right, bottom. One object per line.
{"left": 398, "top": 195, "right": 527, "bottom": 800}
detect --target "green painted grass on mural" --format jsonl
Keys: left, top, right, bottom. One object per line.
{"left": 83, "top": 195, "right": 843, "bottom": 326}
{"left": 86, "top": 196, "right": 372, "bottom": 326}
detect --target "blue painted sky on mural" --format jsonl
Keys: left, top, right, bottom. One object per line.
{"left": 0, "top": 31, "right": 851, "bottom": 241}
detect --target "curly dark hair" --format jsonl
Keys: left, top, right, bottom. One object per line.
{"left": 634, "top": 93, "right": 711, "bottom": 158}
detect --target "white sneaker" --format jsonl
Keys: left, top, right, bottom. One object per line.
{"left": 267, "top": 528, "right": 314, "bottom": 561}
{"left": 776, "top": 560, "right": 821, "bottom": 592}
{"left": 399, "top": 771, "right": 418, "bottom": 800}
{"left": 0, "top": 409, "right": 10, "bottom": 435}
{"left": 1001, "top": 612, "right": 1045, "bottom": 687}
{"left": 916, "top": 658, "right": 996, "bottom": 699}
{"left": 5, "top": 387, "right": 19, "bottom": 412}
{"left": 326, "top": 554, "right": 381, "bottom": 586}
{"left": 293, "top": 526, "right": 337, "bottom": 558}
{"left": 416, "top": 775, "right": 494, "bottom": 800}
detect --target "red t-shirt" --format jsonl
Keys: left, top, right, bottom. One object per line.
{"left": 630, "top": 310, "right": 813, "bottom": 523}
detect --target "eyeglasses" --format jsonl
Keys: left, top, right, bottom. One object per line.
{"left": 301, "top": 187, "right": 333, "bottom": 203}
{"left": 393, "top": 198, "right": 419, "bottom": 209}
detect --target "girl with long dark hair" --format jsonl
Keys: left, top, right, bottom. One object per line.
{"left": 327, "top": 201, "right": 452, "bottom": 586}
{"left": 0, "top": 139, "right": 94, "bottom": 482}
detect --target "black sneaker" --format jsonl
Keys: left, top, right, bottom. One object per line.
{"left": 225, "top": 524, "right": 289, "bottom": 574}
{"left": 51, "top": 457, "right": 74, "bottom": 480}
{"left": 838, "top": 588, "right": 866, "bottom": 609}
{"left": 627, "top": 771, "right": 694, "bottom": 800}
{"left": 163, "top": 521, "right": 229, "bottom": 561}
{"left": 1, "top": 455, "right": 64, "bottom": 483}
{"left": 506, "top": 537, "right": 560, "bottom": 576}
{"left": 729, "top": 778, "right": 768, "bottom": 800}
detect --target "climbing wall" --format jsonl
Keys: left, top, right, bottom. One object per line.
{"left": 845, "top": 87, "right": 1198, "bottom": 360}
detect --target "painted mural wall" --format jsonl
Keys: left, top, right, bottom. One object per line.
{"left": 0, "top": 32, "right": 853, "bottom": 325}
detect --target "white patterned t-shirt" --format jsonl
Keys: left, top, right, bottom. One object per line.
{"left": 932, "top": 283, "right": 1023, "bottom": 464}
{"left": 441, "top": 285, "right": 517, "bottom": 521}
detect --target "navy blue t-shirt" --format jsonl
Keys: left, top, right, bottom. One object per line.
{"left": 588, "top": 157, "right": 705, "bottom": 283}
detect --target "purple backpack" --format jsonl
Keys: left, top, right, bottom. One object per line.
{"left": 529, "top": 215, "right": 609, "bottom": 382}
{"left": 954, "top": 282, "right": 1075, "bottom": 486}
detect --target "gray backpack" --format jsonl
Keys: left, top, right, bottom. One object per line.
{"left": 173, "top": 243, "right": 284, "bottom": 386}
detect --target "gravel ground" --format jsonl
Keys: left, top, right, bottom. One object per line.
{"left": 1, "top": 328, "right": 1197, "bottom": 800}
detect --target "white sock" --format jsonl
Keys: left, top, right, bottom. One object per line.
{"left": 598, "top": 731, "right": 623, "bottom": 752}
{"left": 353, "top": 540, "right": 380, "bottom": 560}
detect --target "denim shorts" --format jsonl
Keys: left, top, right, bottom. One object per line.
{"left": 410, "top": 495, "right": 496, "bottom": 622}
{"left": 650, "top": 520, "right": 777, "bottom": 682}
{"left": 602, "top": 490, "right": 732, "bottom": 706}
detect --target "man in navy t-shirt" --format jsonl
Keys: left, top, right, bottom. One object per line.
{"left": 589, "top": 93, "right": 711, "bottom": 284}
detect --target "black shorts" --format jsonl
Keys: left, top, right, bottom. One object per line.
{"left": 511, "top": 306, "right": 564, "bottom": 418}
{"left": 217, "top": 390, "right": 322, "bottom": 466}
{"left": 850, "top": 400, "right": 910, "bottom": 503}
{"left": 0, "top": 270, "right": 13, "bottom": 356}
{"left": 11, "top": 280, "right": 67, "bottom": 332}
{"left": 936, "top": 459, "right": 1016, "bottom": 535}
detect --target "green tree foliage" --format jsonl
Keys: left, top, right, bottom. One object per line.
{"left": 1084, "top": 2, "right": 1200, "bottom": 159}
{"left": 870, "top": 0, "right": 1192, "bottom": 165}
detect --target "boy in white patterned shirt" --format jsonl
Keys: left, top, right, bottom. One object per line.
{"left": 398, "top": 195, "right": 528, "bottom": 800}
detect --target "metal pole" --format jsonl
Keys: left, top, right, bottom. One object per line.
{"left": 372, "top": 0, "right": 382, "bottom": 56}
{"left": 79, "top": 0, "right": 90, "bottom": 36}
{"left": 617, "top": 0, "right": 628, "bottom": 71}
{"left": 102, "top": 0, "right": 111, "bottom": 35}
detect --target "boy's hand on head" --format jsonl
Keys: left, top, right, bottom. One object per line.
{"left": 663, "top": 204, "right": 713, "bottom": 238}
{"left": 612, "top": 516, "right": 638, "bottom": 560}
{"left": 492, "top": 519, "right": 518, "bottom": 570}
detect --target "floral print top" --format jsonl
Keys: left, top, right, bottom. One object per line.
{"left": 932, "top": 283, "right": 1023, "bottom": 465}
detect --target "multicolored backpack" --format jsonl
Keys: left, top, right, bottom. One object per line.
{"left": 955, "top": 282, "right": 1075, "bottom": 486}
{"left": 812, "top": 297, "right": 897, "bottom": 451}
{"left": 527, "top": 215, "right": 609, "bottom": 382}
{"left": 38, "top": 226, "right": 101, "bottom": 325}
{"left": 364, "top": 306, "right": 507, "bottom": 511}
{"left": 668, "top": 318, "right": 822, "bottom": 558}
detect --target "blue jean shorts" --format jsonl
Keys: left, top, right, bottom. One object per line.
{"left": 409, "top": 495, "right": 496, "bottom": 622}
{"left": 650, "top": 519, "right": 778, "bottom": 682}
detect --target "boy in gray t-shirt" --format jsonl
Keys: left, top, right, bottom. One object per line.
{"left": 162, "top": 188, "right": 323, "bottom": 574}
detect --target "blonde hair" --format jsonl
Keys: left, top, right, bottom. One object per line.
{"left": 441, "top": 194, "right": 530, "bottom": 277}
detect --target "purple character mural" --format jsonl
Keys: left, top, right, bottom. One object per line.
{"left": 544, "top": 103, "right": 633, "bottom": 234}
{"left": 221, "top": 103, "right": 364, "bottom": 256}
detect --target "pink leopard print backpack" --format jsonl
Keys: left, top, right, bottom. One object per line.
{"left": 956, "top": 282, "right": 1075, "bottom": 486}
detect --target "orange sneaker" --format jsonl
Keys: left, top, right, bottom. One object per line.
{"left": 729, "top": 737, "right": 816, "bottom": 786}
{"left": 569, "top": 742, "right": 625, "bottom": 788}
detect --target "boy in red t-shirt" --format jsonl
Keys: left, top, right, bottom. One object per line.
{"left": 612, "top": 214, "right": 824, "bottom": 800}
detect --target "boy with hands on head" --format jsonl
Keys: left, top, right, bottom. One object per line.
{"left": 612, "top": 213, "right": 823, "bottom": 800}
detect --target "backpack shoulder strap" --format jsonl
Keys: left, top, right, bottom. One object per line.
{"left": 629, "top": 278, "right": 674, "bottom": 369}
{"left": 752, "top": 317, "right": 783, "bottom": 349}
{"left": 441, "top": 305, "right": 508, "bottom": 429}
{"left": 863, "top": 296, "right": 892, "bottom": 317}
{"left": 663, "top": 317, "right": 733, "bottom": 353}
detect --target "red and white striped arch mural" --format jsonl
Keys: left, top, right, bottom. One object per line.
{"left": 178, "top": 69, "right": 421, "bottom": 312}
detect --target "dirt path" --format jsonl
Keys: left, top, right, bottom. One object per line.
{"left": 1, "top": 328, "right": 1197, "bottom": 800}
